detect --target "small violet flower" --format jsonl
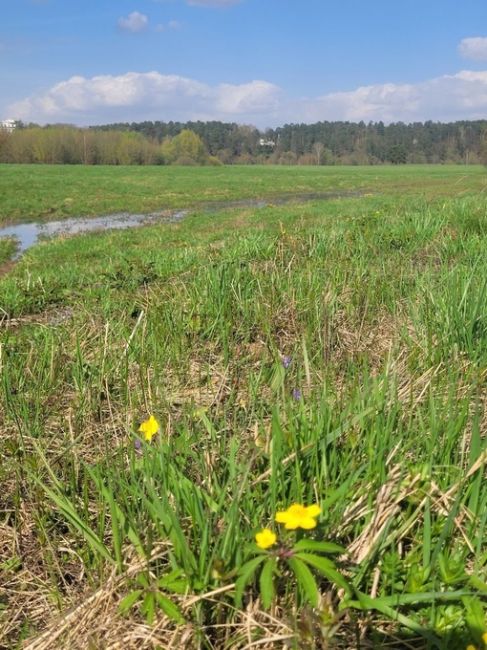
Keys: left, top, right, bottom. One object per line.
{"left": 292, "top": 388, "right": 302, "bottom": 400}
{"left": 282, "top": 355, "right": 292, "bottom": 369}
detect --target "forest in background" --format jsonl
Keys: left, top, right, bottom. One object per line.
{"left": 1, "top": 119, "right": 486, "bottom": 165}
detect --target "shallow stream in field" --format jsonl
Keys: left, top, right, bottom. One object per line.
{"left": 0, "top": 190, "right": 362, "bottom": 260}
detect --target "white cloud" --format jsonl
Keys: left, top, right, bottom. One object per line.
{"left": 9, "top": 72, "right": 281, "bottom": 125}
{"left": 187, "top": 0, "right": 242, "bottom": 7}
{"left": 458, "top": 37, "right": 487, "bottom": 61}
{"left": 155, "top": 20, "right": 181, "bottom": 32}
{"left": 8, "top": 68, "right": 487, "bottom": 127}
{"left": 118, "top": 11, "right": 149, "bottom": 33}
{"left": 297, "top": 70, "right": 487, "bottom": 124}
{"left": 216, "top": 81, "right": 280, "bottom": 114}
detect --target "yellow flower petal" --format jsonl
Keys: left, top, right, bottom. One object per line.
{"left": 299, "top": 517, "right": 318, "bottom": 530}
{"left": 305, "top": 504, "right": 322, "bottom": 518}
{"left": 255, "top": 528, "right": 277, "bottom": 549}
{"left": 466, "top": 645, "right": 477, "bottom": 650}
{"left": 275, "top": 503, "right": 321, "bottom": 530}
{"left": 138, "top": 414, "right": 160, "bottom": 442}
{"left": 283, "top": 517, "right": 301, "bottom": 530}
{"left": 483, "top": 631, "right": 487, "bottom": 644}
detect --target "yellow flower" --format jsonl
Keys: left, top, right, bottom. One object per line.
{"left": 483, "top": 632, "right": 487, "bottom": 645}
{"left": 255, "top": 528, "right": 277, "bottom": 549}
{"left": 466, "top": 645, "right": 476, "bottom": 650}
{"left": 138, "top": 414, "right": 160, "bottom": 442}
{"left": 275, "top": 503, "right": 321, "bottom": 530}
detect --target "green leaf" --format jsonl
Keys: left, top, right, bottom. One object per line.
{"left": 346, "top": 591, "right": 441, "bottom": 645}
{"left": 157, "top": 569, "right": 189, "bottom": 595}
{"left": 293, "top": 539, "right": 345, "bottom": 555}
{"left": 34, "top": 479, "right": 114, "bottom": 564}
{"left": 90, "top": 469, "right": 146, "bottom": 561}
{"left": 141, "top": 489, "right": 198, "bottom": 575}
{"left": 343, "top": 590, "right": 472, "bottom": 608}
{"left": 295, "top": 552, "right": 351, "bottom": 595}
{"left": 462, "top": 595, "right": 485, "bottom": 638}
{"left": 234, "top": 555, "right": 266, "bottom": 606}
{"left": 288, "top": 557, "right": 319, "bottom": 607}
{"left": 468, "top": 575, "right": 487, "bottom": 593}
{"left": 422, "top": 497, "right": 431, "bottom": 570}
{"left": 141, "top": 592, "right": 156, "bottom": 626}
{"left": 259, "top": 558, "right": 276, "bottom": 609}
{"left": 136, "top": 573, "right": 150, "bottom": 589}
{"left": 155, "top": 593, "right": 185, "bottom": 624}
{"left": 118, "top": 589, "right": 143, "bottom": 615}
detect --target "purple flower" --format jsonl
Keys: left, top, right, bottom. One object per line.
{"left": 134, "top": 438, "right": 143, "bottom": 455}
{"left": 282, "top": 355, "right": 292, "bottom": 369}
{"left": 292, "top": 388, "right": 302, "bottom": 400}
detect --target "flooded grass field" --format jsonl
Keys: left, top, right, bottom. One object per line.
{"left": 0, "top": 165, "right": 486, "bottom": 649}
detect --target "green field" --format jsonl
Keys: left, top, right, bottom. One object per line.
{"left": 0, "top": 163, "right": 486, "bottom": 225}
{"left": 1, "top": 165, "right": 486, "bottom": 649}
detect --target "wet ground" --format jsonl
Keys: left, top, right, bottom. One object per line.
{"left": 0, "top": 190, "right": 363, "bottom": 261}
{"left": 0, "top": 209, "right": 188, "bottom": 259}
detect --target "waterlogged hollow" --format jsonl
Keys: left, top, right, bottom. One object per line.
{"left": 0, "top": 190, "right": 362, "bottom": 260}
{"left": 0, "top": 210, "right": 188, "bottom": 260}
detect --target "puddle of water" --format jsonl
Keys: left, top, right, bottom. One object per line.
{"left": 0, "top": 210, "right": 188, "bottom": 260}
{"left": 0, "top": 190, "right": 363, "bottom": 261}
{"left": 0, "top": 223, "right": 40, "bottom": 256}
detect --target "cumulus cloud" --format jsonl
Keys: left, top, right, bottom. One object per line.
{"left": 9, "top": 72, "right": 281, "bottom": 125}
{"left": 298, "top": 70, "right": 487, "bottom": 123}
{"left": 8, "top": 68, "right": 487, "bottom": 126}
{"left": 458, "top": 37, "right": 487, "bottom": 61}
{"left": 118, "top": 11, "right": 149, "bottom": 32}
{"left": 216, "top": 81, "right": 280, "bottom": 114}
{"left": 187, "top": 0, "right": 242, "bottom": 7}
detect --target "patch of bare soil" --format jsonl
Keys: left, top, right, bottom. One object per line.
{"left": 0, "top": 306, "right": 74, "bottom": 329}
{"left": 0, "top": 259, "right": 16, "bottom": 278}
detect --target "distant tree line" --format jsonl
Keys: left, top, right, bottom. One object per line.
{"left": 1, "top": 119, "right": 487, "bottom": 165}
{"left": 0, "top": 127, "right": 221, "bottom": 166}
{"left": 94, "top": 119, "right": 487, "bottom": 164}
{"left": 269, "top": 120, "right": 487, "bottom": 165}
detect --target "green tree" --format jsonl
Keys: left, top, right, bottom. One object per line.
{"left": 388, "top": 143, "right": 407, "bottom": 164}
{"left": 161, "top": 129, "right": 209, "bottom": 165}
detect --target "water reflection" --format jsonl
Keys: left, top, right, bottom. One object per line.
{"left": 0, "top": 190, "right": 363, "bottom": 260}
{"left": 0, "top": 210, "right": 187, "bottom": 259}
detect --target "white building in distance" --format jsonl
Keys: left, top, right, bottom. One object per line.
{"left": 0, "top": 119, "right": 17, "bottom": 133}
{"left": 259, "top": 138, "right": 275, "bottom": 147}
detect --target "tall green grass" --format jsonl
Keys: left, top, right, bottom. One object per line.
{"left": 0, "top": 188, "right": 486, "bottom": 648}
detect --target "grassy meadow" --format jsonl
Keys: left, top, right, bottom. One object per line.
{"left": 0, "top": 165, "right": 486, "bottom": 649}
{"left": 0, "top": 163, "right": 486, "bottom": 225}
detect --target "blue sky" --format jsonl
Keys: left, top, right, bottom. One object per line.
{"left": 2, "top": 0, "right": 487, "bottom": 127}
